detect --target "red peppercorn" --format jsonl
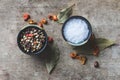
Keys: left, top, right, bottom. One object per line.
{"left": 28, "top": 34, "right": 33, "bottom": 37}
{"left": 48, "top": 36, "right": 53, "bottom": 43}
{"left": 26, "top": 34, "right": 29, "bottom": 37}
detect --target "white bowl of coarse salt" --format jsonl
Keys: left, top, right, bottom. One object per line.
{"left": 62, "top": 16, "right": 92, "bottom": 46}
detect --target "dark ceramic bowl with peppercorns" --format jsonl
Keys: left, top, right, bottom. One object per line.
{"left": 17, "top": 25, "right": 48, "bottom": 55}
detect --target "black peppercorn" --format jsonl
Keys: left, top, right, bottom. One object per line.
{"left": 94, "top": 61, "right": 99, "bottom": 68}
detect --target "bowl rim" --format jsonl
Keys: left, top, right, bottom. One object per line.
{"left": 61, "top": 16, "right": 92, "bottom": 46}
{"left": 17, "top": 25, "right": 48, "bottom": 55}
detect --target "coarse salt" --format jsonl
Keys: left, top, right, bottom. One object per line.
{"left": 63, "top": 18, "right": 90, "bottom": 44}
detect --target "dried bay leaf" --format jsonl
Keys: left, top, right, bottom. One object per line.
{"left": 72, "top": 38, "right": 115, "bottom": 55}
{"left": 96, "top": 38, "right": 115, "bottom": 51}
{"left": 45, "top": 44, "right": 60, "bottom": 74}
{"left": 57, "top": 4, "right": 75, "bottom": 23}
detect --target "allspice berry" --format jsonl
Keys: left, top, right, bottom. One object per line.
{"left": 52, "top": 15, "right": 58, "bottom": 21}
{"left": 23, "top": 13, "right": 30, "bottom": 21}
{"left": 48, "top": 15, "right": 53, "bottom": 20}
{"left": 48, "top": 15, "right": 58, "bottom": 21}
{"left": 40, "top": 18, "right": 47, "bottom": 24}
{"left": 94, "top": 61, "right": 99, "bottom": 68}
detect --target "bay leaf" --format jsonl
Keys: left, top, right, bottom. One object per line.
{"left": 57, "top": 4, "right": 75, "bottom": 23}
{"left": 72, "top": 38, "right": 115, "bottom": 55}
{"left": 96, "top": 38, "right": 115, "bottom": 51}
{"left": 45, "top": 44, "right": 60, "bottom": 74}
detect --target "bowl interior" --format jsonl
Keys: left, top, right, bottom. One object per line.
{"left": 17, "top": 25, "right": 48, "bottom": 55}
{"left": 62, "top": 16, "right": 92, "bottom": 46}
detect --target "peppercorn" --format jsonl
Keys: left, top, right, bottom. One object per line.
{"left": 48, "top": 15, "right": 53, "bottom": 20}
{"left": 48, "top": 36, "right": 53, "bottom": 43}
{"left": 48, "top": 15, "right": 58, "bottom": 21}
{"left": 94, "top": 61, "right": 99, "bottom": 68}
{"left": 69, "top": 52, "right": 77, "bottom": 59}
{"left": 19, "top": 27, "right": 46, "bottom": 53}
{"left": 40, "top": 18, "right": 47, "bottom": 24}
{"left": 28, "top": 34, "right": 33, "bottom": 37}
{"left": 23, "top": 13, "right": 30, "bottom": 21}
{"left": 93, "top": 46, "right": 99, "bottom": 56}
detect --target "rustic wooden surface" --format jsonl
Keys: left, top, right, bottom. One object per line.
{"left": 0, "top": 0, "right": 120, "bottom": 80}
